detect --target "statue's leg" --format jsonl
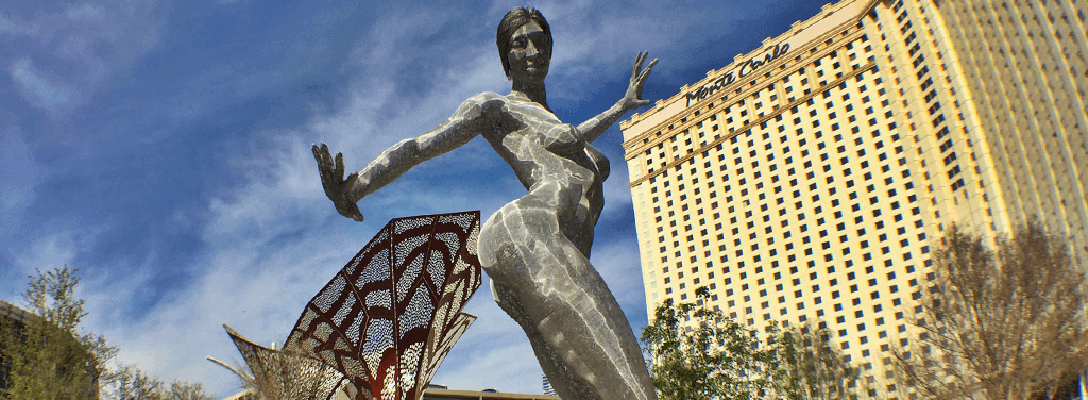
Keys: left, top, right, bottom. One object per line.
{"left": 479, "top": 204, "right": 656, "bottom": 400}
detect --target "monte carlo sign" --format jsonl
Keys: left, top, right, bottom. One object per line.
{"left": 685, "top": 43, "right": 790, "bottom": 107}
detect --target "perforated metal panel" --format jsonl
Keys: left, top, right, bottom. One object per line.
{"left": 283, "top": 211, "right": 483, "bottom": 400}
{"left": 225, "top": 325, "right": 346, "bottom": 400}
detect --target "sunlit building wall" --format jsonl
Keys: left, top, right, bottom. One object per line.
{"left": 620, "top": 0, "right": 1088, "bottom": 397}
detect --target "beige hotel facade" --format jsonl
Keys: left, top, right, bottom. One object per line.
{"left": 620, "top": 0, "right": 1088, "bottom": 396}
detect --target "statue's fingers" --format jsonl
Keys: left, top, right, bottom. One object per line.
{"left": 334, "top": 152, "right": 345, "bottom": 181}
{"left": 645, "top": 58, "right": 658, "bottom": 74}
{"left": 639, "top": 59, "right": 658, "bottom": 83}
{"left": 314, "top": 146, "right": 333, "bottom": 183}
{"left": 344, "top": 172, "right": 358, "bottom": 194}
{"left": 314, "top": 144, "right": 328, "bottom": 168}
{"left": 314, "top": 144, "right": 326, "bottom": 165}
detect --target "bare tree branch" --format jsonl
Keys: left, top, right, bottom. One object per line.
{"left": 894, "top": 222, "right": 1088, "bottom": 400}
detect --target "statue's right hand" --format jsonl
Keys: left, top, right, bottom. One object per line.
{"left": 311, "top": 144, "right": 365, "bottom": 222}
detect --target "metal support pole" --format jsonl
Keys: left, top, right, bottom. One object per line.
{"left": 1079, "top": 372, "right": 1086, "bottom": 400}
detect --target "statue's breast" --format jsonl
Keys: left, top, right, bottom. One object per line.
{"left": 540, "top": 123, "right": 584, "bottom": 157}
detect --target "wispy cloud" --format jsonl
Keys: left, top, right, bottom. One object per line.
{"left": 4, "top": 233, "right": 79, "bottom": 301}
{"left": 0, "top": 12, "right": 38, "bottom": 36}
{"left": 2, "top": 0, "right": 166, "bottom": 115}
{"left": 0, "top": 126, "right": 41, "bottom": 231}
{"left": 66, "top": 4, "right": 106, "bottom": 21}
{"left": 11, "top": 59, "right": 71, "bottom": 108}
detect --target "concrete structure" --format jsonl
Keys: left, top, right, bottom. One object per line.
{"left": 0, "top": 299, "right": 36, "bottom": 326}
{"left": 223, "top": 386, "right": 560, "bottom": 400}
{"left": 421, "top": 387, "right": 560, "bottom": 400}
{"left": 621, "top": 0, "right": 1088, "bottom": 397}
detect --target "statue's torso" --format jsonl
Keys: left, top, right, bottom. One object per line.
{"left": 474, "top": 92, "right": 608, "bottom": 254}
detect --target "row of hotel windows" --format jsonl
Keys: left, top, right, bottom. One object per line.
{"left": 642, "top": 98, "right": 919, "bottom": 309}
{"left": 641, "top": 70, "right": 891, "bottom": 191}
{"left": 645, "top": 95, "right": 916, "bottom": 256}
{"left": 632, "top": 20, "right": 877, "bottom": 163}
{"left": 886, "top": 0, "right": 967, "bottom": 193}
{"left": 644, "top": 81, "right": 896, "bottom": 193}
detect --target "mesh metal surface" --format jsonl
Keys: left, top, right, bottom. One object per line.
{"left": 225, "top": 325, "right": 347, "bottom": 400}
{"left": 284, "top": 211, "right": 483, "bottom": 400}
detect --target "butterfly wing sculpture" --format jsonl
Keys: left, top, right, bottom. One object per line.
{"left": 222, "top": 325, "right": 347, "bottom": 399}
{"left": 282, "top": 211, "right": 484, "bottom": 400}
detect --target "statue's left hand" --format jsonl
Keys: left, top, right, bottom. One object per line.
{"left": 622, "top": 52, "right": 658, "bottom": 111}
{"left": 312, "top": 144, "right": 365, "bottom": 222}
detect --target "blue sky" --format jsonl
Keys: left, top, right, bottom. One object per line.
{"left": 1, "top": 0, "right": 830, "bottom": 397}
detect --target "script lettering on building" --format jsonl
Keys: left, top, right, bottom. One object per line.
{"left": 685, "top": 43, "right": 790, "bottom": 107}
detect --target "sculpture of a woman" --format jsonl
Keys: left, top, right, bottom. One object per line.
{"left": 312, "top": 7, "right": 657, "bottom": 399}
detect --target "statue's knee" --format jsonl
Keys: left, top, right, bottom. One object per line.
{"left": 489, "top": 280, "right": 507, "bottom": 308}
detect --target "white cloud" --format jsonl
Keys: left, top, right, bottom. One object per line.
{"left": 0, "top": 186, "right": 32, "bottom": 220}
{"left": 433, "top": 341, "right": 543, "bottom": 393}
{"left": 2, "top": 233, "right": 79, "bottom": 302}
{"left": 14, "top": 233, "right": 79, "bottom": 276}
{"left": 66, "top": 4, "right": 105, "bottom": 21}
{"left": 202, "top": 140, "right": 325, "bottom": 246}
{"left": 0, "top": 12, "right": 37, "bottom": 36}
{"left": 429, "top": 281, "right": 543, "bottom": 393}
{"left": 79, "top": 228, "right": 355, "bottom": 395}
{"left": 0, "top": 127, "right": 41, "bottom": 228}
{"left": 11, "top": 59, "right": 71, "bottom": 108}
{"left": 3, "top": 0, "right": 166, "bottom": 114}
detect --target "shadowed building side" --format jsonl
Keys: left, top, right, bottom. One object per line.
{"left": 0, "top": 299, "right": 99, "bottom": 399}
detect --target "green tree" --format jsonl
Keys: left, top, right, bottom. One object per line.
{"left": 104, "top": 364, "right": 216, "bottom": 400}
{"left": 0, "top": 266, "right": 97, "bottom": 399}
{"left": 1, "top": 266, "right": 216, "bottom": 400}
{"left": 641, "top": 286, "right": 859, "bottom": 400}
{"left": 894, "top": 223, "right": 1088, "bottom": 400}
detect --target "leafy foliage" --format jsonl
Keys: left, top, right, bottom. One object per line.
{"left": 104, "top": 364, "right": 216, "bottom": 400}
{"left": 22, "top": 266, "right": 88, "bottom": 333}
{"left": 894, "top": 223, "right": 1088, "bottom": 400}
{"left": 1, "top": 266, "right": 216, "bottom": 400}
{"left": 641, "top": 286, "right": 859, "bottom": 400}
{"left": 1, "top": 266, "right": 98, "bottom": 400}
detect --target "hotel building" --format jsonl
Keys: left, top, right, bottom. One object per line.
{"left": 620, "top": 0, "right": 1088, "bottom": 396}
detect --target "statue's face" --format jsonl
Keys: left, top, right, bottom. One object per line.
{"left": 506, "top": 20, "right": 550, "bottom": 85}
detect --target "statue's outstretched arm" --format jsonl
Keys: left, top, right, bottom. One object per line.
{"left": 312, "top": 95, "right": 498, "bottom": 221}
{"left": 578, "top": 52, "right": 657, "bottom": 143}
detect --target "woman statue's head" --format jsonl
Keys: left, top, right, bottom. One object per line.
{"left": 496, "top": 7, "right": 552, "bottom": 82}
